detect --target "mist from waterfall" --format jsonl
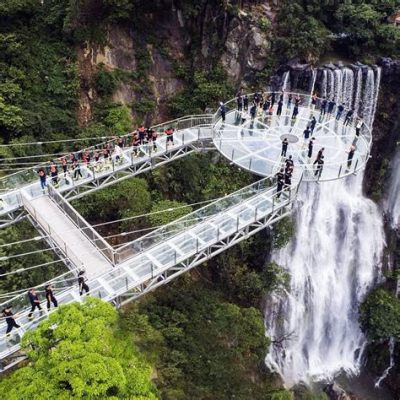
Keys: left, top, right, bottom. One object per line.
{"left": 266, "top": 66, "right": 384, "bottom": 386}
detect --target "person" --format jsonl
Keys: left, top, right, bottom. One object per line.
{"left": 314, "top": 155, "right": 324, "bottom": 177}
{"left": 237, "top": 95, "right": 243, "bottom": 112}
{"left": 250, "top": 102, "right": 257, "bottom": 120}
{"left": 219, "top": 102, "right": 226, "bottom": 122}
{"left": 347, "top": 145, "right": 356, "bottom": 168}
{"left": 303, "top": 126, "right": 311, "bottom": 140}
{"left": 355, "top": 118, "right": 363, "bottom": 136}
{"left": 294, "top": 95, "right": 301, "bottom": 107}
{"left": 2, "top": 305, "right": 20, "bottom": 336}
{"left": 271, "top": 92, "right": 276, "bottom": 108}
{"left": 281, "top": 138, "right": 289, "bottom": 157}
{"left": 310, "top": 116, "right": 317, "bottom": 133}
{"left": 285, "top": 155, "right": 294, "bottom": 170}
{"left": 243, "top": 95, "right": 249, "bottom": 111}
{"left": 292, "top": 103, "right": 299, "bottom": 120}
{"left": 82, "top": 150, "right": 91, "bottom": 165}
{"left": 314, "top": 147, "right": 325, "bottom": 164}
{"left": 336, "top": 103, "right": 345, "bottom": 120}
{"left": 72, "top": 160, "right": 82, "bottom": 180}
{"left": 78, "top": 270, "right": 89, "bottom": 296}
{"left": 276, "top": 98, "right": 283, "bottom": 116}
{"left": 287, "top": 93, "right": 293, "bottom": 108}
{"left": 103, "top": 145, "right": 110, "bottom": 159}
{"left": 28, "top": 288, "right": 42, "bottom": 319}
{"left": 113, "top": 143, "right": 123, "bottom": 163}
{"left": 320, "top": 97, "right": 327, "bottom": 116}
{"left": 61, "top": 156, "right": 68, "bottom": 176}
{"left": 327, "top": 99, "right": 336, "bottom": 115}
{"left": 279, "top": 92, "right": 284, "bottom": 102}
{"left": 131, "top": 132, "right": 140, "bottom": 156}
{"left": 276, "top": 168, "right": 285, "bottom": 198}
{"left": 117, "top": 136, "right": 125, "bottom": 148}
{"left": 94, "top": 150, "right": 100, "bottom": 163}
{"left": 308, "top": 138, "right": 315, "bottom": 159}
{"left": 263, "top": 98, "right": 270, "bottom": 118}
{"left": 138, "top": 125, "right": 146, "bottom": 145}
{"left": 151, "top": 129, "right": 158, "bottom": 151}
{"left": 49, "top": 161, "right": 58, "bottom": 186}
{"left": 284, "top": 169, "right": 292, "bottom": 187}
{"left": 311, "top": 93, "right": 317, "bottom": 110}
{"left": 38, "top": 168, "right": 47, "bottom": 192}
{"left": 45, "top": 284, "right": 58, "bottom": 311}
{"left": 165, "top": 127, "right": 175, "bottom": 148}
{"left": 344, "top": 109, "right": 354, "bottom": 126}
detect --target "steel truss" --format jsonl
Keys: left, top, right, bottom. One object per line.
{"left": 0, "top": 209, "right": 26, "bottom": 229}
{"left": 116, "top": 204, "right": 290, "bottom": 306}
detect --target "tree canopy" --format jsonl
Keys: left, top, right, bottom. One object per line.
{"left": 0, "top": 298, "right": 158, "bottom": 399}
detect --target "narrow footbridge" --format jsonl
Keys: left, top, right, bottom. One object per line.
{"left": 0, "top": 92, "right": 373, "bottom": 367}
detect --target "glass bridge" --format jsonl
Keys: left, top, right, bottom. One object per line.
{"left": 0, "top": 92, "right": 373, "bottom": 369}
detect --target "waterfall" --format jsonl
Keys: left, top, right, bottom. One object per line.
{"left": 266, "top": 66, "right": 384, "bottom": 386}
{"left": 282, "top": 71, "right": 291, "bottom": 92}
{"left": 386, "top": 152, "right": 400, "bottom": 228}
{"left": 321, "top": 70, "right": 327, "bottom": 98}
{"left": 341, "top": 67, "right": 354, "bottom": 108}
{"left": 327, "top": 69, "right": 335, "bottom": 99}
{"left": 353, "top": 68, "right": 363, "bottom": 118}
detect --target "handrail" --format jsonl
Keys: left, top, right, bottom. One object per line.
{"left": 47, "top": 185, "right": 115, "bottom": 264}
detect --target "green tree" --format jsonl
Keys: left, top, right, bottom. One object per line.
{"left": 0, "top": 298, "right": 158, "bottom": 399}
{"left": 359, "top": 288, "right": 400, "bottom": 341}
{"left": 272, "top": 217, "right": 294, "bottom": 249}
{"left": 104, "top": 103, "right": 132, "bottom": 135}
{"left": 148, "top": 200, "right": 192, "bottom": 227}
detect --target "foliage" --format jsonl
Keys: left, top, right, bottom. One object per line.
{"left": 94, "top": 65, "right": 118, "bottom": 97}
{"left": 272, "top": 217, "right": 294, "bottom": 249}
{"left": 104, "top": 103, "right": 132, "bottom": 135}
{"left": 0, "top": 220, "right": 64, "bottom": 294}
{"left": 73, "top": 177, "right": 151, "bottom": 224}
{"left": 148, "top": 199, "right": 192, "bottom": 227}
{"left": 123, "top": 281, "right": 273, "bottom": 400}
{"left": 270, "top": 390, "right": 294, "bottom": 400}
{"left": 359, "top": 288, "right": 400, "bottom": 341}
{"left": 0, "top": 298, "right": 158, "bottom": 399}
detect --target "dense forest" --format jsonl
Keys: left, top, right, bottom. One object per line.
{"left": 1, "top": 1, "right": 400, "bottom": 399}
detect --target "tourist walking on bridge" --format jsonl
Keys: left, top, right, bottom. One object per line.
{"left": 45, "top": 285, "right": 58, "bottom": 311}
{"left": 303, "top": 126, "right": 311, "bottom": 140}
{"left": 219, "top": 102, "right": 226, "bottom": 122}
{"left": 320, "top": 97, "right": 327, "bottom": 117}
{"left": 336, "top": 103, "right": 345, "bottom": 120}
{"left": 276, "top": 168, "right": 285, "bottom": 198}
{"left": 165, "top": 127, "right": 175, "bottom": 149}
{"left": 327, "top": 99, "right": 336, "bottom": 116}
{"left": 347, "top": 145, "right": 356, "bottom": 168}
{"left": 243, "top": 95, "right": 249, "bottom": 111}
{"left": 344, "top": 109, "right": 354, "bottom": 126}
{"left": 310, "top": 116, "right": 317, "bottom": 133}
{"left": 277, "top": 98, "right": 283, "bottom": 116}
{"left": 28, "top": 288, "right": 42, "bottom": 319}
{"left": 78, "top": 270, "right": 90, "bottom": 296}
{"left": 281, "top": 138, "right": 289, "bottom": 157}
{"left": 2, "top": 305, "right": 20, "bottom": 337}
{"left": 314, "top": 156, "right": 324, "bottom": 178}
{"left": 38, "top": 168, "right": 48, "bottom": 192}
{"left": 313, "top": 147, "right": 325, "bottom": 165}
{"left": 355, "top": 118, "right": 363, "bottom": 136}
{"left": 307, "top": 138, "right": 315, "bottom": 159}
{"left": 237, "top": 96, "right": 243, "bottom": 112}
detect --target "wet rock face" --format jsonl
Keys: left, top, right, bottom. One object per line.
{"left": 324, "top": 383, "right": 354, "bottom": 400}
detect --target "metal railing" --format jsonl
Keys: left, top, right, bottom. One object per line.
{"left": 47, "top": 185, "right": 115, "bottom": 264}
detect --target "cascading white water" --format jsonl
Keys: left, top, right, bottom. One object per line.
{"left": 341, "top": 67, "right": 354, "bottom": 108}
{"left": 386, "top": 152, "right": 400, "bottom": 228}
{"left": 321, "top": 70, "right": 327, "bottom": 99}
{"left": 282, "top": 71, "right": 291, "bottom": 92}
{"left": 353, "top": 68, "right": 363, "bottom": 118}
{"left": 266, "top": 66, "right": 384, "bottom": 386}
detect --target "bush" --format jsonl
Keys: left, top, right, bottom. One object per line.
{"left": 359, "top": 288, "right": 400, "bottom": 341}
{"left": 272, "top": 217, "right": 294, "bottom": 249}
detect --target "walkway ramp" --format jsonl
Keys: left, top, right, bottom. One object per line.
{"left": 21, "top": 188, "right": 113, "bottom": 279}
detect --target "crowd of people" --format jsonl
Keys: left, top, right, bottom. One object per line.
{"left": 36, "top": 126, "right": 176, "bottom": 191}
{"left": 2, "top": 270, "right": 90, "bottom": 337}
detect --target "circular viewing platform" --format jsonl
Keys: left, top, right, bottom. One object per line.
{"left": 213, "top": 93, "right": 372, "bottom": 182}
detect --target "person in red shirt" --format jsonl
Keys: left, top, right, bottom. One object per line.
{"left": 165, "top": 127, "right": 174, "bottom": 149}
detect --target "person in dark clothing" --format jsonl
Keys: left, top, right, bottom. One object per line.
{"left": 38, "top": 168, "right": 47, "bottom": 191}
{"left": 327, "top": 99, "right": 336, "bottom": 115}
{"left": 237, "top": 96, "right": 243, "bottom": 112}
{"left": 344, "top": 109, "right": 354, "bottom": 126}
{"left": 276, "top": 169, "right": 285, "bottom": 198}
{"left": 276, "top": 99, "right": 283, "bottom": 116}
{"left": 347, "top": 145, "right": 356, "bottom": 168}
{"left": 250, "top": 103, "right": 257, "bottom": 120}
{"left": 308, "top": 138, "right": 315, "bottom": 159}
{"left": 2, "top": 305, "right": 20, "bottom": 336}
{"left": 314, "top": 156, "right": 324, "bottom": 177}
{"left": 285, "top": 155, "right": 294, "bottom": 170}
{"left": 271, "top": 92, "right": 276, "bottom": 108}
{"left": 303, "top": 126, "right": 311, "bottom": 140}
{"left": 28, "top": 288, "right": 42, "bottom": 319}
{"left": 355, "top": 119, "right": 363, "bottom": 136}
{"left": 336, "top": 104, "right": 345, "bottom": 120}
{"left": 320, "top": 98, "right": 327, "bottom": 116}
{"left": 243, "top": 95, "right": 249, "bottom": 111}
{"left": 45, "top": 285, "right": 58, "bottom": 310}
{"left": 313, "top": 147, "right": 325, "bottom": 164}
{"left": 287, "top": 93, "right": 293, "bottom": 108}
{"left": 310, "top": 116, "right": 317, "bottom": 133}
{"left": 78, "top": 270, "right": 89, "bottom": 296}
{"left": 279, "top": 92, "right": 284, "bottom": 102}
{"left": 284, "top": 170, "right": 292, "bottom": 187}
{"left": 263, "top": 99, "right": 270, "bottom": 117}
{"left": 49, "top": 161, "right": 58, "bottom": 186}
{"left": 281, "top": 138, "right": 289, "bottom": 157}
{"left": 219, "top": 102, "right": 226, "bottom": 122}
{"left": 73, "top": 160, "right": 82, "bottom": 180}
{"left": 292, "top": 104, "right": 299, "bottom": 120}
